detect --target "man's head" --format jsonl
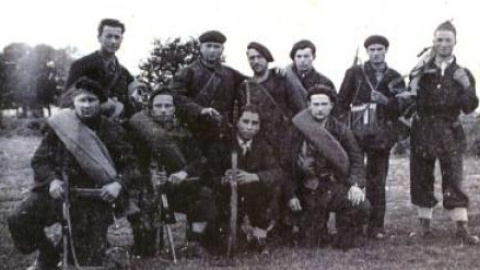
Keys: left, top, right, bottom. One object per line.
{"left": 60, "top": 77, "right": 106, "bottom": 120}
{"left": 237, "top": 105, "right": 261, "bottom": 141}
{"left": 149, "top": 87, "right": 176, "bottom": 122}
{"left": 246, "top": 42, "right": 273, "bottom": 76}
{"left": 364, "top": 35, "right": 389, "bottom": 65}
{"left": 433, "top": 21, "right": 456, "bottom": 58}
{"left": 290, "top": 40, "right": 316, "bottom": 73}
{"left": 97, "top": 18, "right": 125, "bottom": 55}
{"left": 307, "top": 85, "right": 336, "bottom": 122}
{"left": 199, "top": 30, "right": 226, "bottom": 64}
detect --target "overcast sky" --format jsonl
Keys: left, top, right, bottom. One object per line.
{"left": 2, "top": 0, "right": 478, "bottom": 87}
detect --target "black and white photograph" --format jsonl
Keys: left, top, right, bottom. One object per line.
{"left": 1, "top": 0, "right": 480, "bottom": 269}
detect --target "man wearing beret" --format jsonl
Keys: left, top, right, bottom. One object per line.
{"left": 406, "top": 21, "right": 479, "bottom": 244}
{"left": 66, "top": 18, "right": 140, "bottom": 121}
{"left": 238, "top": 41, "right": 305, "bottom": 175}
{"left": 8, "top": 77, "right": 139, "bottom": 269}
{"left": 285, "top": 39, "right": 336, "bottom": 103}
{"left": 172, "top": 30, "right": 246, "bottom": 154}
{"left": 332, "top": 35, "right": 405, "bottom": 240}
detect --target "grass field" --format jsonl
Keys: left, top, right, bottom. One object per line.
{"left": 2, "top": 132, "right": 480, "bottom": 269}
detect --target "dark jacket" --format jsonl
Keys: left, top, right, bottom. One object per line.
{"left": 333, "top": 61, "right": 406, "bottom": 150}
{"left": 127, "top": 111, "right": 205, "bottom": 178}
{"left": 31, "top": 115, "right": 138, "bottom": 193}
{"left": 66, "top": 51, "right": 135, "bottom": 117}
{"left": 411, "top": 58, "right": 478, "bottom": 155}
{"left": 293, "top": 66, "right": 336, "bottom": 94}
{"left": 172, "top": 59, "right": 246, "bottom": 136}
{"left": 288, "top": 116, "right": 365, "bottom": 199}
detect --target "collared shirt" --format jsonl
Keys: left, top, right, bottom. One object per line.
{"left": 435, "top": 56, "right": 454, "bottom": 77}
{"left": 237, "top": 136, "right": 253, "bottom": 155}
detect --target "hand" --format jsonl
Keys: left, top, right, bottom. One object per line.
{"left": 453, "top": 68, "right": 471, "bottom": 89}
{"left": 169, "top": 170, "right": 188, "bottom": 184}
{"left": 288, "top": 197, "right": 302, "bottom": 212}
{"left": 101, "top": 182, "right": 122, "bottom": 203}
{"left": 201, "top": 107, "right": 221, "bottom": 118}
{"left": 49, "top": 179, "right": 65, "bottom": 200}
{"left": 236, "top": 170, "right": 259, "bottom": 185}
{"left": 348, "top": 185, "right": 365, "bottom": 206}
{"left": 273, "top": 66, "right": 287, "bottom": 77}
{"left": 371, "top": 90, "right": 389, "bottom": 105}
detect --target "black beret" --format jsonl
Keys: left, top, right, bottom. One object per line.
{"left": 290, "top": 39, "right": 316, "bottom": 60}
{"left": 199, "top": 30, "right": 226, "bottom": 44}
{"left": 364, "top": 35, "right": 389, "bottom": 49}
{"left": 435, "top": 21, "right": 456, "bottom": 36}
{"left": 247, "top": 42, "right": 274, "bottom": 62}
{"left": 73, "top": 77, "right": 107, "bottom": 103}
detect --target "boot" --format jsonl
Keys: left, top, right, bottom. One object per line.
{"left": 419, "top": 218, "right": 434, "bottom": 239}
{"left": 456, "top": 221, "right": 480, "bottom": 245}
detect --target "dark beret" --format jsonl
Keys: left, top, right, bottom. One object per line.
{"left": 435, "top": 21, "right": 456, "bottom": 36}
{"left": 307, "top": 84, "right": 337, "bottom": 103}
{"left": 73, "top": 77, "right": 107, "bottom": 103}
{"left": 364, "top": 35, "right": 389, "bottom": 49}
{"left": 199, "top": 30, "right": 226, "bottom": 44}
{"left": 247, "top": 42, "right": 274, "bottom": 62}
{"left": 290, "top": 39, "right": 316, "bottom": 60}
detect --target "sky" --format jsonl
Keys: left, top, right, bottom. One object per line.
{"left": 2, "top": 0, "right": 479, "bottom": 87}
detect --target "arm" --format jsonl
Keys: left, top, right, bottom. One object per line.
{"left": 338, "top": 125, "right": 366, "bottom": 187}
{"left": 458, "top": 69, "right": 479, "bottom": 114}
{"left": 31, "top": 128, "right": 64, "bottom": 191}
{"left": 172, "top": 67, "right": 205, "bottom": 119}
{"left": 284, "top": 77, "right": 307, "bottom": 114}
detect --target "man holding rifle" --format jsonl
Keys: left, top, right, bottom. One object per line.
{"left": 127, "top": 87, "right": 215, "bottom": 258}
{"left": 8, "top": 77, "right": 139, "bottom": 269}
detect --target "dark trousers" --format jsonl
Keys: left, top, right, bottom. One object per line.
{"left": 8, "top": 191, "right": 112, "bottom": 267}
{"left": 410, "top": 149, "right": 468, "bottom": 209}
{"left": 299, "top": 183, "right": 370, "bottom": 247}
{"left": 365, "top": 150, "right": 390, "bottom": 231}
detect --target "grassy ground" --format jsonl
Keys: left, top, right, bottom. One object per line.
{"left": 2, "top": 133, "right": 480, "bottom": 269}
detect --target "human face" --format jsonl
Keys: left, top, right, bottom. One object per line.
{"left": 294, "top": 48, "right": 315, "bottom": 73}
{"left": 433, "top": 30, "right": 456, "bottom": 58}
{"left": 151, "top": 94, "right": 175, "bottom": 122}
{"left": 237, "top": 111, "right": 260, "bottom": 141}
{"left": 366, "top": 44, "right": 387, "bottom": 64}
{"left": 200, "top": 42, "right": 223, "bottom": 63}
{"left": 98, "top": 25, "right": 123, "bottom": 55}
{"left": 247, "top": 49, "right": 268, "bottom": 75}
{"left": 308, "top": 94, "right": 332, "bottom": 122}
{"left": 73, "top": 92, "right": 101, "bottom": 120}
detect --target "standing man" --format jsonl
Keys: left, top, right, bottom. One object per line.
{"left": 66, "top": 18, "right": 138, "bottom": 120}
{"left": 8, "top": 77, "right": 139, "bottom": 269}
{"left": 238, "top": 41, "right": 305, "bottom": 170}
{"left": 286, "top": 39, "right": 336, "bottom": 103}
{"left": 408, "top": 21, "right": 479, "bottom": 244}
{"left": 288, "top": 85, "right": 370, "bottom": 250}
{"left": 172, "top": 30, "right": 246, "bottom": 153}
{"left": 332, "top": 35, "right": 406, "bottom": 239}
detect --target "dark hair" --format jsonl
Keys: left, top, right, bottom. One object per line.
{"left": 98, "top": 18, "right": 125, "bottom": 36}
{"left": 58, "top": 77, "right": 106, "bottom": 108}
{"left": 148, "top": 85, "right": 175, "bottom": 109}
{"left": 290, "top": 39, "right": 316, "bottom": 60}
{"left": 306, "top": 84, "right": 337, "bottom": 104}
{"left": 238, "top": 104, "right": 261, "bottom": 121}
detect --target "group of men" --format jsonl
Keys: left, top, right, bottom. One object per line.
{"left": 7, "top": 18, "right": 480, "bottom": 269}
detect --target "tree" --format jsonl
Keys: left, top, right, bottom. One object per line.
{"left": 138, "top": 37, "right": 200, "bottom": 90}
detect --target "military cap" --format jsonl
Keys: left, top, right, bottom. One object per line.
{"left": 247, "top": 42, "right": 274, "bottom": 62}
{"left": 435, "top": 20, "right": 456, "bottom": 36}
{"left": 364, "top": 35, "right": 390, "bottom": 49}
{"left": 290, "top": 39, "right": 316, "bottom": 60}
{"left": 199, "top": 30, "right": 226, "bottom": 44}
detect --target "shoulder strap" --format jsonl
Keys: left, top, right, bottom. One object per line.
{"left": 248, "top": 80, "right": 289, "bottom": 122}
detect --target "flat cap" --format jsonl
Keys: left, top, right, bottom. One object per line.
{"left": 290, "top": 39, "right": 316, "bottom": 60}
{"left": 364, "top": 35, "right": 389, "bottom": 49}
{"left": 247, "top": 42, "right": 274, "bottom": 62}
{"left": 199, "top": 30, "right": 226, "bottom": 44}
{"left": 435, "top": 21, "right": 456, "bottom": 36}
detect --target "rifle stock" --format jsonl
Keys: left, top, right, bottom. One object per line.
{"left": 227, "top": 151, "right": 238, "bottom": 258}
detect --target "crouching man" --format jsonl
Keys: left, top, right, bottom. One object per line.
{"left": 8, "top": 77, "right": 138, "bottom": 269}
{"left": 205, "top": 105, "right": 286, "bottom": 254}
{"left": 127, "top": 87, "right": 215, "bottom": 258}
{"left": 288, "top": 85, "right": 370, "bottom": 250}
